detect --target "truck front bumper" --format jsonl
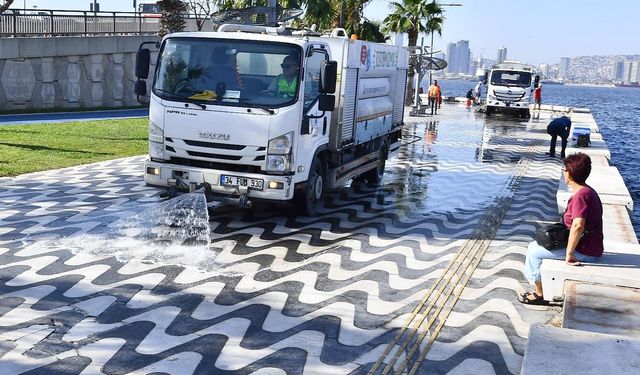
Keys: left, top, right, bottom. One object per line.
{"left": 144, "top": 160, "right": 295, "bottom": 201}
{"left": 486, "top": 101, "right": 531, "bottom": 114}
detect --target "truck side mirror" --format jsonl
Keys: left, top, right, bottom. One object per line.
{"left": 318, "top": 95, "right": 335, "bottom": 111}
{"left": 134, "top": 79, "right": 147, "bottom": 96}
{"left": 135, "top": 48, "right": 151, "bottom": 79}
{"left": 320, "top": 60, "right": 337, "bottom": 94}
{"left": 483, "top": 71, "right": 488, "bottom": 85}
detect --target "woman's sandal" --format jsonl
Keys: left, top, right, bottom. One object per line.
{"left": 518, "top": 292, "right": 549, "bottom": 305}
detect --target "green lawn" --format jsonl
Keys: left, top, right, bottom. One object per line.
{"left": 0, "top": 118, "right": 148, "bottom": 177}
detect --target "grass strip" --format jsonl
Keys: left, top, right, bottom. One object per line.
{"left": 0, "top": 118, "right": 148, "bottom": 177}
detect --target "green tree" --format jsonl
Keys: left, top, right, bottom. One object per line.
{"left": 158, "top": 0, "right": 188, "bottom": 37}
{"left": 383, "top": 0, "right": 443, "bottom": 104}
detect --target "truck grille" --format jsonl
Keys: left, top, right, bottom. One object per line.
{"left": 165, "top": 137, "right": 266, "bottom": 170}
{"left": 183, "top": 139, "right": 246, "bottom": 150}
{"left": 170, "top": 157, "right": 262, "bottom": 173}
{"left": 492, "top": 90, "right": 525, "bottom": 102}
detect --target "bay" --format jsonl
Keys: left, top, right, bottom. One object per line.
{"left": 424, "top": 79, "right": 640, "bottom": 240}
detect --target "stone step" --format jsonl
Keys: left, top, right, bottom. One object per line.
{"left": 521, "top": 324, "right": 640, "bottom": 375}
{"left": 562, "top": 281, "right": 640, "bottom": 337}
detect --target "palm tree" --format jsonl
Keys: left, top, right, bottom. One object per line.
{"left": 383, "top": 0, "right": 443, "bottom": 104}
{"left": 158, "top": 0, "right": 188, "bottom": 37}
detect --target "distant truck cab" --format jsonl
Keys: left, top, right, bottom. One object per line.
{"left": 484, "top": 61, "right": 535, "bottom": 117}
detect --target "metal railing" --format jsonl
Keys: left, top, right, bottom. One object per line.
{"left": 0, "top": 9, "right": 210, "bottom": 37}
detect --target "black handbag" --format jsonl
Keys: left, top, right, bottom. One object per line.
{"left": 535, "top": 222, "right": 570, "bottom": 250}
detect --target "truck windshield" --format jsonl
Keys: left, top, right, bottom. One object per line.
{"left": 490, "top": 70, "right": 532, "bottom": 87}
{"left": 153, "top": 37, "right": 302, "bottom": 109}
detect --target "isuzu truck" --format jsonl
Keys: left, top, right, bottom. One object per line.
{"left": 134, "top": 26, "right": 408, "bottom": 215}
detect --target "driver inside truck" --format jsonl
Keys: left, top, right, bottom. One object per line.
{"left": 262, "top": 55, "right": 299, "bottom": 99}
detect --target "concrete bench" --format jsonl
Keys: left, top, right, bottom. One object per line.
{"left": 589, "top": 155, "right": 610, "bottom": 166}
{"left": 540, "top": 241, "right": 640, "bottom": 301}
{"left": 601, "top": 204, "right": 639, "bottom": 244}
{"left": 556, "top": 165, "right": 633, "bottom": 213}
{"left": 564, "top": 138, "right": 611, "bottom": 159}
{"left": 562, "top": 281, "right": 640, "bottom": 337}
{"left": 521, "top": 324, "right": 640, "bottom": 375}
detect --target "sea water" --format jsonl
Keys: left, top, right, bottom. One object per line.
{"left": 424, "top": 79, "right": 640, "bottom": 239}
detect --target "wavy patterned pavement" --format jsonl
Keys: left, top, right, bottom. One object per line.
{"left": 0, "top": 106, "right": 564, "bottom": 374}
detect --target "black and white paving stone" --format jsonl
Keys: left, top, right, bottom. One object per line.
{"left": 0, "top": 107, "right": 564, "bottom": 374}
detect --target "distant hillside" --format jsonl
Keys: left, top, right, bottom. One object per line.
{"left": 565, "top": 55, "right": 640, "bottom": 84}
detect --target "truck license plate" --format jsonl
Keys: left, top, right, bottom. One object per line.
{"left": 220, "top": 175, "right": 264, "bottom": 190}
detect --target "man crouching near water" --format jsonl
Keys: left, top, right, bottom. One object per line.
{"left": 547, "top": 114, "right": 572, "bottom": 158}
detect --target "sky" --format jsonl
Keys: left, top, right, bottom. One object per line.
{"left": 11, "top": 0, "right": 640, "bottom": 66}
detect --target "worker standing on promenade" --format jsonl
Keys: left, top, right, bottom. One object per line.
{"left": 428, "top": 80, "right": 440, "bottom": 115}
{"left": 466, "top": 88, "right": 473, "bottom": 108}
{"left": 547, "top": 114, "right": 572, "bottom": 158}
{"left": 474, "top": 81, "right": 482, "bottom": 105}
{"left": 533, "top": 84, "right": 542, "bottom": 110}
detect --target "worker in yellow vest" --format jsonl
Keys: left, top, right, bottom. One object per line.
{"left": 263, "top": 55, "right": 299, "bottom": 99}
{"left": 428, "top": 80, "right": 441, "bottom": 115}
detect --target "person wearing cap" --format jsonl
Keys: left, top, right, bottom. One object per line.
{"left": 547, "top": 114, "right": 572, "bottom": 158}
{"left": 263, "top": 55, "right": 300, "bottom": 99}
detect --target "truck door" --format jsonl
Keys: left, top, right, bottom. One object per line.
{"left": 298, "top": 47, "right": 331, "bottom": 168}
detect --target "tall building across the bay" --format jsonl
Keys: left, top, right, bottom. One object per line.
{"left": 613, "top": 61, "right": 625, "bottom": 81}
{"left": 538, "top": 63, "right": 550, "bottom": 79}
{"left": 622, "top": 61, "right": 633, "bottom": 83}
{"left": 446, "top": 42, "right": 458, "bottom": 75}
{"left": 559, "top": 57, "right": 571, "bottom": 79}
{"left": 497, "top": 47, "right": 507, "bottom": 64}
{"left": 445, "top": 40, "right": 471, "bottom": 75}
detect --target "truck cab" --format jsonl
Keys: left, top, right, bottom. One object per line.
{"left": 484, "top": 61, "right": 533, "bottom": 117}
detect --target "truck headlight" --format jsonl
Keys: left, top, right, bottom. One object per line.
{"left": 149, "top": 141, "right": 165, "bottom": 160}
{"left": 487, "top": 94, "right": 496, "bottom": 100}
{"left": 148, "top": 120, "right": 164, "bottom": 143}
{"left": 266, "top": 155, "right": 289, "bottom": 172}
{"left": 268, "top": 132, "right": 292, "bottom": 154}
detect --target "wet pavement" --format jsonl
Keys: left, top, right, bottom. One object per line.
{"left": 0, "top": 104, "right": 566, "bottom": 374}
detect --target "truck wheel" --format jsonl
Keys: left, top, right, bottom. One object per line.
{"left": 363, "top": 142, "right": 388, "bottom": 184}
{"left": 297, "top": 156, "right": 325, "bottom": 216}
{"left": 486, "top": 107, "right": 493, "bottom": 116}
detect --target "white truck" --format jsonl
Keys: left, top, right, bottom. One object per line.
{"left": 484, "top": 61, "right": 537, "bottom": 118}
{"left": 134, "top": 26, "right": 408, "bottom": 215}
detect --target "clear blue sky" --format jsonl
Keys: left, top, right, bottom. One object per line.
{"left": 13, "top": 0, "right": 640, "bottom": 66}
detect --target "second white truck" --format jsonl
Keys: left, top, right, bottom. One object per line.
{"left": 135, "top": 26, "right": 408, "bottom": 215}
{"left": 484, "top": 61, "right": 535, "bottom": 118}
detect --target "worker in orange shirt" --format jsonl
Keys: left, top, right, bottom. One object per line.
{"left": 428, "top": 80, "right": 440, "bottom": 115}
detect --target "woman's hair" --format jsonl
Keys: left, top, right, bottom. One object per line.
{"left": 564, "top": 152, "right": 591, "bottom": 184}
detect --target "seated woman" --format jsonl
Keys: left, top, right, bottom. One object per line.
{"left": 520, "top": 152, "right": 604, "bottom": 305}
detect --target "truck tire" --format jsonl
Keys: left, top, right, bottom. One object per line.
{"left": 296, "top": 156, "right": 325, "bottom": 216}
{"left": 363, "top": 142, "right": 388, "bottom": 184}
{"left": 485, "top": 107, "right": 493, "bottom": 116}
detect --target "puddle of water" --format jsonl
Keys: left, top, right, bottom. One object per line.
{"left": 110, "top": 191, "right": 211, "bottom": 246}
{"left": 20, "top": 192, "right": 228, "bottom": 273}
